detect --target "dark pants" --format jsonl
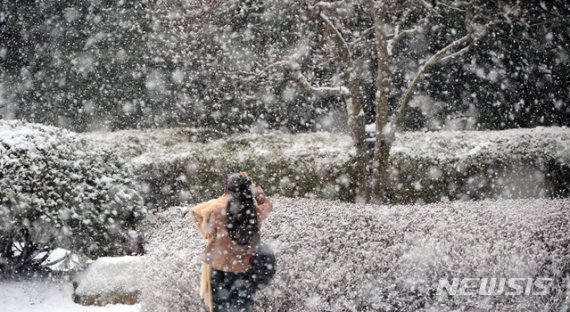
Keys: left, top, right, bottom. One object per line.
{"left": 211, "top": 268, "right": 255, "bottom": 312}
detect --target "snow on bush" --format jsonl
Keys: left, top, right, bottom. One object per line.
{"left": 389, "top": 127, "right": 570, "bottom": 203}
{"left": 0, "top": 120, "right": 147, "bottom": 274}
{"left": 85, "top": 126, "right": 570, "bottom": 208}
{"left": 85, "top": 129, "right": 356, "bottom": 208}
{"left": 140, "top": 197, "right": 570, "bottom": 312}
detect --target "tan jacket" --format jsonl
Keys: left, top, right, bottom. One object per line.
{"left": 190, "top": 187, "right": 272, "bottom": 311}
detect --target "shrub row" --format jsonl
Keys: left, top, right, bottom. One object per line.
{"left": 84, "top": 127, "right": 570, "bottom": 209}
{"left": 140, "top": 196, "right": 570, "bottom": 311}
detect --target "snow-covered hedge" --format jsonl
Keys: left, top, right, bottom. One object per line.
{"left": 0, "top": 121, "right": 146, "bottom": 274}
{"left": 85, "top": 129, "right": 356, "bottom": 208}
{"left": 389, "top": 127, "right": 570, "bottom": 203}
{"left": 140, "top": 197, "right": 570, "bottom": 311}
{"left": 84, "top": 127, "right": 570, "bottom": 208}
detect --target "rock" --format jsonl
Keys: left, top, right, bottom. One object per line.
{"left": 72, "top": 256, "right": 142, "bottom": 306}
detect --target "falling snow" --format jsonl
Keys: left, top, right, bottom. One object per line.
{"left": 1, "top": 1, "right": 569, "bottom": 311}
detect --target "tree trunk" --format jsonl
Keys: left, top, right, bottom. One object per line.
{"left": 346, "top": 73, "right": 369, "bottom": 203}
{"left": 366, "top": 0, "right": 392, "bottom": 204}
{"left": 311, "top": 8, "right": 369, "bottom": 202}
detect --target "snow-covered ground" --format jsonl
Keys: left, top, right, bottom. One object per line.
{"left": 0, "top": 279, "right": 139, "bottom": 312}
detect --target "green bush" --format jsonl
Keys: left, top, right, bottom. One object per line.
{"left": 86, "top": 127, "right": 570, "bottom": 208}
{"left": 0, "top": 121, "right": 147, "bottom": 275}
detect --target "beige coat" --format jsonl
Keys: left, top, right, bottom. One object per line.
{"left": 190, "top": 187, "right": 272, "bottom": 311}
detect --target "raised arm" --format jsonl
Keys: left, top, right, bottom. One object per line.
{"left": 254, "top": 186, "right": 272, "bottom": 224}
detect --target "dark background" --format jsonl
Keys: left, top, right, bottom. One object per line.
{"left": 1, "top": 0, "right": 568, "bottom": 133}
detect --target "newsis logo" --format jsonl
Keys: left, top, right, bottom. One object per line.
{"left": 436, "top": 277, "right": 554, "bottom": 296}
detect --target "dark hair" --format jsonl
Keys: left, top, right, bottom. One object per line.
{"left": 224, "top": 173, "right": 259, "bottom": 246}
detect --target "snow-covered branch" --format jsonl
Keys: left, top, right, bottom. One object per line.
{"left": 387, "top": 0, "right": 471, "bottom": 57}
{"left": 391, "top": 33, "right": 474, "bottom": 131}
{"left": 318, "top": 12, "right": 351, "bottom": 63}
{"left": 436, "top": 1, "right": 466, "bottom": 12}
{"left": 349, "top": 25, "right": 422, "bottom": 56}
{"left": 438, "top": 44, "right": 472, "bottom": 65}
{"left": 250, "top": 3, "right": 355, "bottom": 98}
{"left": 348, "top": 27, "right": 374, "bottom": 47}
{"left": 302, "top": 2, "right": 352, "bottom": 66}
{"left": 352, "top": 20, "right": 426, "bottom": 54}
{"left": 415, "top": 0, "right": 442, "bottom": 17}
{"left": 391, "top": 25, "right": 423, "bottom": 42}
{"left": 305, "top": 0, "right": 368, "bottom": 200}
{"left": 260, "top": 60, "right": 349, "bottom": 97}
{"left": 387, "top": 22, "right": 426, "bottom": 55}
{"left": 308, "top": 1, "right": 347, "bottom": 13}
{"left": 292, "top": 71, "right": 350, "bottom": 97}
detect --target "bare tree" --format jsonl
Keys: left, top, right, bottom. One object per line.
{"left": 249, "top": 1, "right": 370, "bottom": 201}
{"left": 363, "top": 0, "right": 503, "bottom": 203}
{"left": 303, "top": 1, "right": 370, "bottom": 202}
{"left": 262, "top": 0, "right": 507, "bottom": 203}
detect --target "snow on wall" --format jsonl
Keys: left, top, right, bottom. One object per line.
{"left": 83, "top": 126, "right": 570, "bottom": 208}
{"left": 73, "top": 256, "right": 142, "bottom": 298}
{"left": 140, "top": 196, "right": 570, "bottom": 312}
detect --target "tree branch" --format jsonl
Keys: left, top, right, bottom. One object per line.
{"left": 387, "top": 23, "right": 426, "bottom": 55}
{"left": 438, "top": 44, "right": 472, "bottom": 64}
{"left": 305, "top": 0, "right": 369, "bottom": 200}
{"left": 308, "top": 1, "right": 347, "bottom": 13}
{"left": 391, "top": 33, "right": 474, "bottom": 132}
{"left": 351, "top": 21, "right": 426, "bottom": 55}
{"left": 301, "top": 0, "right": 352, "bottom": 66}
{"left": 415, "top": 0, "right": 442, "bottom": 17}
{"left": 292, "top": 71, "right": 350, "bottom": 97}
{"left": 386, "top": 5, "right": 437, "bottom": 55}
{"left": 319, "top": 12, "right": 350, "bottom": 60}
{"left": 250, "top": 2, "right": 355, "bottom": 98}
{"left": 260, "top": 60, "right": 349, "bottom": 97}
{"left": 436, "top": 1, "right": 466, "bottom": 12}
{"left": 348, "top": 27, "right": 374, "bottom": 47}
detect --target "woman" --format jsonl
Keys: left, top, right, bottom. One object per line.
{"left": 191, "top": 173, "right": 272, "bottom": 312}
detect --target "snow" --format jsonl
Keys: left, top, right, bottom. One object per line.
{"left": 73, "top": 256, "right": 142, "bottom": 297}
{"left": 0, "top": 120, "right": 145, "bottom": 273}
{"left": 82, "top": 126, "right": 570, "bottom": 207}
{"left": 0, "top": 280, "right": 139, "bottom": 312}
{"left": 390, "top": 126, "right": 570, "bottom": 165}
{"left": 84, "top": 126, "right": 570, "bottom": 170}
{"left": 36, "top": 248, "right": 85, "bottom": 272}
{"left": 84, "top": 128, "right": 357, "bottom": 206}
{"left": 140, "top": 196, "right": 570, "bottom": 312}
